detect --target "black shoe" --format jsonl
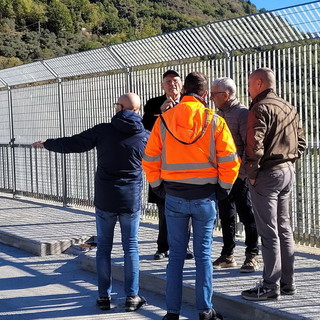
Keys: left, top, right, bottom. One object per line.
{"left": 162, "top": 313, "right": 180, "bottom": 320}
{"left": 96, "top": 297, "right": 111, "bottom": 310}
{"left": 186, "top": 249, "right": 194, "bottom": 260}
{"left": 241, "top": 281, "right": 280, "bottom": 301}
{"left": 199, "top": 308, "right": 223, "bottom": 320}
{"left": 154, "top": 250, "right": 168, "bottom": 260}
{"left": 125, "top": 295, "right": 147, "bottom": 311}
{"left": 280, "top": 282, "right": 297, "bottom": 295}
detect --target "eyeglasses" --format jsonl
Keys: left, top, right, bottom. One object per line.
{"left": 164, "top": 79, "right": 181, "bottom": 85}
{"left": 114, "top": 103, "right": 124, "bottom": 109}
{"left": 210, "top": 91, "right": 226, "bottom": 97}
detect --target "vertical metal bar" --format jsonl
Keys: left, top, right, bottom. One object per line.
{"left": 57, "top": 78, "right": 67, "bottom": 207}
{"left": 86, "top": 152, "right": 91, "bottom": 201}
{"left": 30, "top": 147, "right": 33, "bottom": 194}
{"left": 288, "top": 48, "right": 292, "bottom": 104}
{"left": 41, "top": 61, "right": 68, "bottom": 207}
{"left": 126, "top": 67, "right": 133, "bottom": 92}
{"left": 292, "top": 46, "right": 298, "bottom": 236}
{"left": 308, "top": 44, "right": 315, "bottom": 245}
{"left": 7, "top": 85, "right": 17, "bottom": 196}
{"left": 6, "top": 147, "right": 10, "bottom": 190}
{"left": 314, "top": 43, "right": 320, "bottom": 245}
{"left": 282, "top": 49, "right": 286, "bottom": 100}
{"left": 35, "top": 147, "right": 39, "bottom": 194}
{"left": 226, "top": 51, "right": 233, "bottom": 79}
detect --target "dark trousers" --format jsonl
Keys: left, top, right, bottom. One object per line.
{"left": 156, "top": 198, "right": 169, "bottom": 253}
{"left": 249, "top": 166, "right": 295, "bottom": 287}
{"left": 218, "top": 177, "right": 259, "bottom": 256}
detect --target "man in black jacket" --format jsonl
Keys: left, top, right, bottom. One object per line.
{"left": 142, "top": 70, "right": 193, "bottom": 260}
{"left": 32, "top": 93, "right": 149, "bottom": 312}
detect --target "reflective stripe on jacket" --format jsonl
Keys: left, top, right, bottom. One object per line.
{"left": 142, "top": 95, "right": 240, "bottom": 190}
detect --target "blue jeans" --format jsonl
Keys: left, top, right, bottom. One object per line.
{"left": 95, "top": 208, "right": 140, "bottom": 298}
{"left": 165, "top": 193, "right": 217, "bottom": 314}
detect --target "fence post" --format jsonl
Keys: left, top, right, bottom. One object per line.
{"left": 125, "top": 67, "right": 133, "bottom": 92}
{"left": 41, "top": 61, "right": 68, "bottom": 207}
{"left": 0, "top": 78, "right": 16, "bottom": 197}
{"left": 7, "top": 85, "right": 16, "bottom": 196}
{"left": 224, "top": 50, "right": 233, "bottom": 78}
{"left": 57, "top": 78, "right": 67, "bottom": 207}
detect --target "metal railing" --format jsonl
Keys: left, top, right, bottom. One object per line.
{"left": 0, "top": 2, "right": 319, "bottom": 246}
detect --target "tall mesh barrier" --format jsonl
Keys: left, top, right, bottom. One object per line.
{"left": 0, "top": 2, "right": 319, "bottom": 246}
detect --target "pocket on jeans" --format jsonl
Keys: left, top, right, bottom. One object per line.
{"left": 165, "top": 195, "right": 183, "bottom": 215}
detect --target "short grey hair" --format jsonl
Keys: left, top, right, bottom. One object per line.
{"left": 211, "top": 77, "right": 237, "bottom": 99}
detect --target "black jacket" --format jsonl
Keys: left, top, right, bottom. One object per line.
{"left": 142, "top": 94, "right": 166, "bottom": 131}
{"left": 44, "top": 110, "right": 150, "bottom": 213}
{"left": 142, "top": 94, "right": 167, "bottom": 203}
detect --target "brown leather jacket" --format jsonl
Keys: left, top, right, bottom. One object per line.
{"left": 245, "top": 89, "right": 306, "bottom": 179}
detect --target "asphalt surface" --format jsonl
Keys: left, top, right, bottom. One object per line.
{"left": 0, "top": 193, "right": 319, "bottom": 320}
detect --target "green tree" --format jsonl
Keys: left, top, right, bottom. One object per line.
{"left": 0, "top": 56, "right": 23, "bottom": 69}
{"left": 46, "top": 0, "right": 75, "bottom": 33}
{"left": 12, "top": 0, "right": 46, "bottom": 27}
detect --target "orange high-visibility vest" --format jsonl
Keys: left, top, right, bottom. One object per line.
{"left": 142, "top": 95, "right": 240, "bottom": 190}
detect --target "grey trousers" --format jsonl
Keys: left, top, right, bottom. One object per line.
{"left": 249, "top": 165, "right": 295, "bottom": 289}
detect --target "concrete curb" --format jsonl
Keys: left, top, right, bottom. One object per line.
{"left": 0, "top": 231, "right": 90, "bottom": 256}
{"left": 80, "top": 252, "right": 300, "bottom": 320}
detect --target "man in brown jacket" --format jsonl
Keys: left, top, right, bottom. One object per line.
{"left": 242, "top": 68, "right": 306, "bottom": 301}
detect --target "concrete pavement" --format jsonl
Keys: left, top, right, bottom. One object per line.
{"left": 0, "top": 193, "right": 319, "bottom": 320}
{"left": 0, "top": 242, "right": 201, "bottom": 320}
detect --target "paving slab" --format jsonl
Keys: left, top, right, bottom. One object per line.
{"left": 0, "top": 194, "right": 319, "bottom": 320}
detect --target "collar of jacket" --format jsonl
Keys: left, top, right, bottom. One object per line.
{"left": 180, "top": 93, "right": 207, "bottom": 107}
{"left": 218, "top": 98, "right": 239, "bottom": 113}
{"left": 250, "top": 88, "right": 275, "bottom": 109}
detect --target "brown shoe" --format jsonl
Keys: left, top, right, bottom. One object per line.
{"left": 239, "top": 253, "right": 259, "bottom": 273}
{"left": 213, "top": 255, "right": 237, "bottom": 269}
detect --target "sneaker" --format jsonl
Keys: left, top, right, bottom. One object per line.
{"left": 154, "top": 251, "right": 168, "bottom": 260}
{"left": 199, "top": 308, "right": 223, "bottom": 320}
{"left": 125, "top": 295, "right": 147, "bottom": 312}
{"left": 241, "top": 281, "right": 280, "bottom": 301}
{"left": 239, "top": 254, "right": 260, "bottom": 273}
{"left": 162, "top": 313, "right": 180, "bottom": 320}
{"left": 96, "top": 297, "right": 110, "bottom": 310}
{"left": 186, "top": 249, "right": 194, "bottom": 260}
{"left": 213, "top": 255, "right": 237, "bottom": 269}
{"left": 280, "top": 283, "right": 297, "bottom": 295}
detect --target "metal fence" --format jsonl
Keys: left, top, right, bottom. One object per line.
{"left": 0, "top": 2, "right": 320, "bottom": 246}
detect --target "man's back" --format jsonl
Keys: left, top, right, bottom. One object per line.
{"left": 44, "top": 109, "right": 149, "bottom": 213}
{"left": 246, "top": 90, "right": 303, "bottom": 172}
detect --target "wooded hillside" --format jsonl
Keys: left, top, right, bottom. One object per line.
{"left": 0, "top": 0, "right": 258, "bottom": 69}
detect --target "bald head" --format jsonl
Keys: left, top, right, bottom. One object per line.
{"left": 248, "top": 68, "right": 276, "bottom": 100}
{"left": 117, "top": 93, "right": 141, "bottom": 113}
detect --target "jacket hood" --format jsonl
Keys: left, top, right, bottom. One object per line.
{"left": 162, "top": 95, "right": 213, "bottom": 144}
{"left": 111, "top": 110, "right": 145, "bottom": 134}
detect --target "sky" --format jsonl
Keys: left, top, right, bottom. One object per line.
{"left": 251, "top": 0, "right": 315, "bottom": 11}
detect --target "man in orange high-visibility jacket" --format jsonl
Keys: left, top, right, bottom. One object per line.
{"left": 142, "top": 72, "right": 240, "bottom": 320}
